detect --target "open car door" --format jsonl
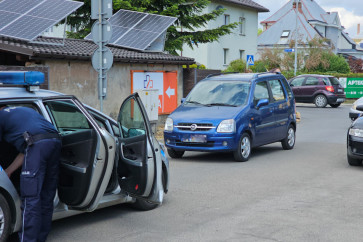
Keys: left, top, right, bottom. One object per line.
{"left": 117, "top": 93, "right": 163, "bottom": 204}
{"left": 43, "top": 97, "right": 115, "bottom": 211}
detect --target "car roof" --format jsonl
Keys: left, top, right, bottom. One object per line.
{"left": 204, "top": 72, "right": 284, "bottom": 82}
{"left": 0, "top": 87, "right": 64, "bottom": 100}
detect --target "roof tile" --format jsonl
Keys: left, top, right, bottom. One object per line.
{"left": 0, "top": 36, "right": 195, "bottom": 65}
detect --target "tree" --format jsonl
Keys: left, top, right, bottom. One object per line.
{"left": 304, "top": 37, "right": 350, "bottom": 73}
{"left": 65, "top": 0, "right": 238, "bottom": 55}
{"left": 347, "top": 57, "right": 363, "bottom": 73}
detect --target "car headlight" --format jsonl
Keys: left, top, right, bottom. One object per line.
{"left": 349, "top": 128, "right": 363, "bottom": 137}
{"left": 353, "top": 102, "right": 357, "bottom": 110}
{"left": 164, "top": 118, "right": 173, "bottom": 131}
{"left": 217, "top": 119, "right": 235, "bottom": 133}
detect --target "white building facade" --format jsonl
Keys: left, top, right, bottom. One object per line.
{"left": 180, "top": 0, "right": 268, "bottom": 70}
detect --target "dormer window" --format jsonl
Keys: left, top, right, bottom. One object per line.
{"left": 281, "top": 30, "right": 290, "bottom": 38}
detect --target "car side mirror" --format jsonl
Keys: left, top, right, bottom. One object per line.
{"left": 289, "top": 83, "right": 294, "bottom": 87}
{"left": 181, "top": 98, "right": 186, "bottom": 103}
{"left": 256, "top": 99, "right": 269, "bottom": 109}
{"left": 356, "top": 105, "right": 363, "bottom": 112}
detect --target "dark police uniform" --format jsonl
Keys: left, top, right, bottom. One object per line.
{"left": 0, "top": 106, "right": 61, "bottom": 242}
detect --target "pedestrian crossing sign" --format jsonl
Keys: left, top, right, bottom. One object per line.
{"left": 247, "top": 55, "right": 254, "bottom": 66}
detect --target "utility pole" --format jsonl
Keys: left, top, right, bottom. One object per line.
{"left": 294, "top": 0, "right": 298, "bottom": 76}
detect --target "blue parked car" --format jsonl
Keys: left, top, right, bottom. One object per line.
{"left": 164, "top": 72, "right": 297, "bottom": 161}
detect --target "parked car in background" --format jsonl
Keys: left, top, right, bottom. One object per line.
{"left": 288, "top": 74, "right": 345, "bottom": 108}
{"left": 164, "top": 72, "right": 297, "bottom": 162}
{"left": 347, "top": 104, "right": 363, "bottom": 166}
{"left": 349, "top": 98, "right": 363, "bottom": 120}
{"left": 0, "top": 71, "right": 169, "bottom": 241}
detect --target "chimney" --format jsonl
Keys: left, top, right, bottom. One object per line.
{"left": 358, "top": 24, "right": 361, "bottom": 35}
{"left": 298, "top": 1, "right": 303, "bottom": 14}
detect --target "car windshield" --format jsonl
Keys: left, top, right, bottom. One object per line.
{"left": 185, "top": 80, "right": 250, "bottom": 106}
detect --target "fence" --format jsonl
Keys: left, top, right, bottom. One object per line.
{"left": 183, "top": 69, "right": 221, "bottom": 97}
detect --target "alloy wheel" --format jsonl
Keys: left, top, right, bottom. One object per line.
{"left": 241, "top": 136, "right": 251, "bottom": 158}
{"left": 287, "top": 128, "right": 295, "bottom": 147}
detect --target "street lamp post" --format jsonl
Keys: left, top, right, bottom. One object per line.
{"left": 294, "top": 0, "right": 298, "bottom": 76}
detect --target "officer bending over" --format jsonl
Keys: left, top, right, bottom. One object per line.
{"left": 0, "top": 105, "right": 61, "bottom": 242}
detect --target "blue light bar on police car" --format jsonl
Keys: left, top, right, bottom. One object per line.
{"left": 0, "top": 71, "right": 45, "bottom": 86}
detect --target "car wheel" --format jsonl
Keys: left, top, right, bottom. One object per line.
{"left": 314, "top": 95, "right": 327, "bottom": 108}
{"left": 347, "top": 155, "right": 362, "bottom": 166}
{"left": 167, "top": 149, "right": 184, "bottom": 158}
{"left": 0, "top": 193, "right": 11, "bottom": 242}
{"left": 330, "top": 104, "right": 340, "bottom": 108}
{"left": 233, "top": 133, "right": 251, "bottom": 162}
{"left": 281, "top": 125, "right": 295, "bottom": 150}
{"left": 131, "top": 199, "right": 159, "bottom": 211}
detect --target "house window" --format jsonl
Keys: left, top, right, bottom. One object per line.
{"left": 281, "top": 30, "right": 290, "bottom": 38}
{"left": 223, "top": 48, "right": 229, "bottom": 65}
{"left": 224, "top": 15, "right": 230, "bottom": 25}
{"left": 239, "top": 50, "right": 245, "bottom": 60}
{"left": 239, "top": 17, "right": 246, "bottom": 35}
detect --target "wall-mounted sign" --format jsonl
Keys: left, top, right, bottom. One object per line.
{"left": 339, "top": 77, "right": 363, "bottom": 98}
{"left": 131, "top": 71, "right": 178, "bottom": 114}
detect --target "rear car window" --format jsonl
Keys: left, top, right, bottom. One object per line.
{"left": 269, "top": 79, "right": 286, "bottom": 101}
{"left": 281, "top": 79, "right": 293, "bottom": 99}
{"left": 328, "top": 77, "right": 340, "bottom": 85}
{"left": 305, "top": 77, "right": 319, "bottom": 85}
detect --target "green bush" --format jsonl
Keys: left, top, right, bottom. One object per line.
{"left": 223, "top": 59, "right": 246, "bottom": 73}
{"left": 250, "top": 60, "right": 268, "bottom": 72}
{"left": 183, "top": 64, "right": 206, "bottom": 69}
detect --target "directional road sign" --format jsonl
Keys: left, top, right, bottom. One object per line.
{"left": 284, "top": 48, "right": 295, "bottom": 52}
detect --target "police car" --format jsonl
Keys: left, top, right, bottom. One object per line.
{"left": 0, "top": 71, "right": 169, "bottom": 240}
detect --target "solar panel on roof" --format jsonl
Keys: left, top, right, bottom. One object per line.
{"left": 0, "top": 11, "right": 20, "bottom": 29}
{"left": 0, "top": 0, "right": 83, "bottom": 41}
{"left": 85, "top": 9, "right": 176, "bottom": 51}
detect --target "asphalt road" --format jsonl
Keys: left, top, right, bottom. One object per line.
{"left": 43, "top": 104, "right": 363, "bottom": 242}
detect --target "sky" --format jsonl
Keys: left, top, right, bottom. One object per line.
{"left": 255, "top": 0, "right": 363, "bottom": 38}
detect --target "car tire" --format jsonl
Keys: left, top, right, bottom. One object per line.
{"left": 233, "top": 133, "right": 251, "bottom": 162}
{"left": 131, "top": 199, "right": 159, "bottom": 211}
{"left": 281, "top": 125, "right": 295, "bottom": 150}
{"left": 347, "top": 155, "right": 362, "bottom": 166}
{"left": 167, "top": 149, "right": 184, "bottom": 158}
{"left": 330, "top": 104, "right": 340, "bottom": 108}
{"left": 0, "top": 193, "right": 11, "bottom": 242}
{"left": 314, "top": 95, "right": 328, "bottom": 108}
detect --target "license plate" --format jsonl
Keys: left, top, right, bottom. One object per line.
{"left": 337, "top": 98, "right": 345, "bottom": 102}
{"left": 338, "top": 88, "right": 343, "bottom": 92}
{"left": 181, "top": 134, "right": 207, "bottom": 143}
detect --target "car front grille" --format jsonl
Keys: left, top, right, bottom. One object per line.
{"left": 350, "top": 140, "right": 363, "bottom": 155}
{"left": 175, "top": 123, "right": 215, "bottom": 131}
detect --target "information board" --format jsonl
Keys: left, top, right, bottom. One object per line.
{"left": 340, "top": 77, "right": 363, "bottom": 98}
{"left": 131, "top": 71, "right": 178, "bottom": 114}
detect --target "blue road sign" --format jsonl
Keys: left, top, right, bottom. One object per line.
{"left": 284, "top": 48, "right": 295, "bottom": 52}
{"left": 247, "top": 55, "right": 254, "bottom": 66}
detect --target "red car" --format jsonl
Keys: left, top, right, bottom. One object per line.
{"left": 288, "top": 74, "right": 346, "bottom": 108}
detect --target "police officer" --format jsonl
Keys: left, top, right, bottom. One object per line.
{"left": 0, "top": 105, "right": 61, "bottom": 242}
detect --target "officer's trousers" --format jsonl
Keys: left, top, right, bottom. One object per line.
{"left": 19, "top": 138, "right": 61, "bottom": 242}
